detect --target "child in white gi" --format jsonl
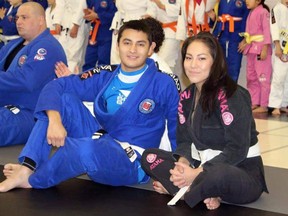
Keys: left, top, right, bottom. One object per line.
{"left": 110, "top": 0, "right": 149, "bottom": 64}
{"left": 144, "top": 0, "right": 181, "bottom": 69}
{"left": 45, "top": 0, "right": 59, "bottom": 39}
{"left": 176, "top": 0, "right": 217, "bottom": 43}
{"left": 268, "top": 0, "right": 288, "bottom": 115}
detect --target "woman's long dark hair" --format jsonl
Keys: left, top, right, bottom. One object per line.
{"left": 181, "top": 32, "right": 237, "bottom": 114}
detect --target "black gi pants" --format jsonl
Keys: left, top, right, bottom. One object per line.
{"left": 141, "top": 148, "right": 266, "bottom": 208}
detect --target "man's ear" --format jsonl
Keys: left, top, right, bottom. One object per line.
{"left": 149, "top": 42, "right": 156, "bottom": 55}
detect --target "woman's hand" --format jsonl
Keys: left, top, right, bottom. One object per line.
{"left": 55, "top": 61, "right": 72, "bottom": 77}
{"left": 170, "top": 162, "right": 203, "bottom": 188}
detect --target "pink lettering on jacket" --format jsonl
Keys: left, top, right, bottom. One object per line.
{"left": 217, "top": 89, "right": 234, "bottom": 125}
{"left": 178, "top": 90, "right": 191, "bottom": 124}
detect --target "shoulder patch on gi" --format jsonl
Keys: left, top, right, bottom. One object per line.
{"left": 158, "top": 71, "right": 181, "bottom": 93}
{"left": 139, "top": 99, "right": 155, "bottom": 114}
{"left": 271, "top": 8, "right": 276, "bottom": 24}
{"left": 34, "top": 48, "right": 47, "bottom": 61}
{"left": 80, "top": 64, "right": 117, "bottom": 80}
{"left": 18, "top": 55, "right": 27, "bottom": 66}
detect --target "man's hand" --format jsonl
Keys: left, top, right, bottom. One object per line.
{"left": 83, "top": 8, "right": 98, "bottom": 21}
{"left": 46, "top": 110, "right": 67, "bottom": 147}
{"left": 0, "top": 7, "right": 6, "bottom": 20}
{"left": 54, "top": 24, "right": 62, "bottom": 35}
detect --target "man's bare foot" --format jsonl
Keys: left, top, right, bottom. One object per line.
{"left": 252, "top": 106, "right": 268, "bottom": 113}
{"left": 153, "top": 181, "right": 169, "bottom": 194}
{"left": 272, "top": 108, "right": 281, "bottom": 115}
{"left": 203, "top": 197, "right": 221, "bottom": 210}
{"left": 252, "top": 105, "right": 259, "bottom": 110}
{"left": 3, "top": 164, "right": 21, "bottom": 178}
{"left": 0, "top": 165, "right": 33, "bottom": 192}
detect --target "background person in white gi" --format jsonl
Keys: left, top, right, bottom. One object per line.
{"left": 53, "top": 0, "right": 87, "bottom": 73}
{"left": 268, "top": 0, "right": 288, "bottom": 115}
{"left": 144, "top": 0, "right": 180, "bottom": 70}
{"left": 110, "top": 0, "right": 149, "bottom": 64}
{"left": 176, "top": 0, "right": 217, "bottom": 43}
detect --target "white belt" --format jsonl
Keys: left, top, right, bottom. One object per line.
{"left": 191, "top": 142, "right": 261, "bottom": 165}
{"left": 218, "top": 15, "right": 243, "bottom": 22}
{"left": 0, "top": 34, "right": 20, "bottom": 43}
{"left": 115, "top": 140, "right": 145, "bottom": 163}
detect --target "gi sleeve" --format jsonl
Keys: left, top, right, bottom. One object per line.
{"left": 164, "top": 75, "right": 180, "bottom": 152}
{"left": 270, "top": 5, "right": 280, "bottom": 42}
{"left": 0, "top": 37, "right": 66, "bottom": 97}
{"left": 173, "top": 87, "right": 200, "bottom": 167}
{"left": 35, "top": 67, "right": 114, "bottom": 117}
{"left": 261, "top": 9, "right": 272, "bottom": 45}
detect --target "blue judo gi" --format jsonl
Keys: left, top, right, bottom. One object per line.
{"left": 212, "top": 0, "right": 249, "bottom": 82}
{"left": 0, "top": 29, "right": 67, "bottom": 146}
{"left": 19, "top": 58, "right": 180, "bottom": 188}
{"left": 82, "top": 0, "right": 117, "bottom": 71}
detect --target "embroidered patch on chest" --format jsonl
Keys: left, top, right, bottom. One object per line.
{"left": 139, "top": 99, "right": 155, "bottom": 114}
{"left": 18, "top": 55, "right": 27, "bottom": 66}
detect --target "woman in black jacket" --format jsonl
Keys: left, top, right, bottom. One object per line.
{"left": 141, "top": 32, "right": 268, "bottom": 210}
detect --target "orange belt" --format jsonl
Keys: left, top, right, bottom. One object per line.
{"left": 89, "top": 19, "right": 101, "bottom": 45}
{"left": 162, "top": 21, "right": 177, "bottom": 32}
{"left": 186, "top": 0, "right": 209, "bottom": 37}
{"left": 218, "top": 14, "right": 242, "bottom": 33}
{"left": 50, "top": 30, "right": 57, "bottom": 35}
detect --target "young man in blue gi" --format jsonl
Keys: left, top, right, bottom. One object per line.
{"left": 0, "top": 2, "right": 67, "bottom": 146}
{"left": 0, "top": 19, "right": 180, "bottom": 192}
{"left": 82, "top": 0, "right": 117, "bottom": 71}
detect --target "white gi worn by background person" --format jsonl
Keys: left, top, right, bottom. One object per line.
{"left": 54, "top": 0, "right": 87, "bottom": 73}
{"left": 146, "top": 0, "right": 181, "bottom": 69}
{"left": 176, "top": 0, "right": 217, "bottom": 41}
{"left": 109, "top": 0, "right": 149, "bottom": 64}
{"left": 268, "top": 1, "right": 288, "bottom": 113}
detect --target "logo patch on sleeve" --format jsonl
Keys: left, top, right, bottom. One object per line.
{"left": 146, "top": 153, "right": 157, "bottom": 163}
{"left": 34, "top": 48, "right": 47, "bottom": 61}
